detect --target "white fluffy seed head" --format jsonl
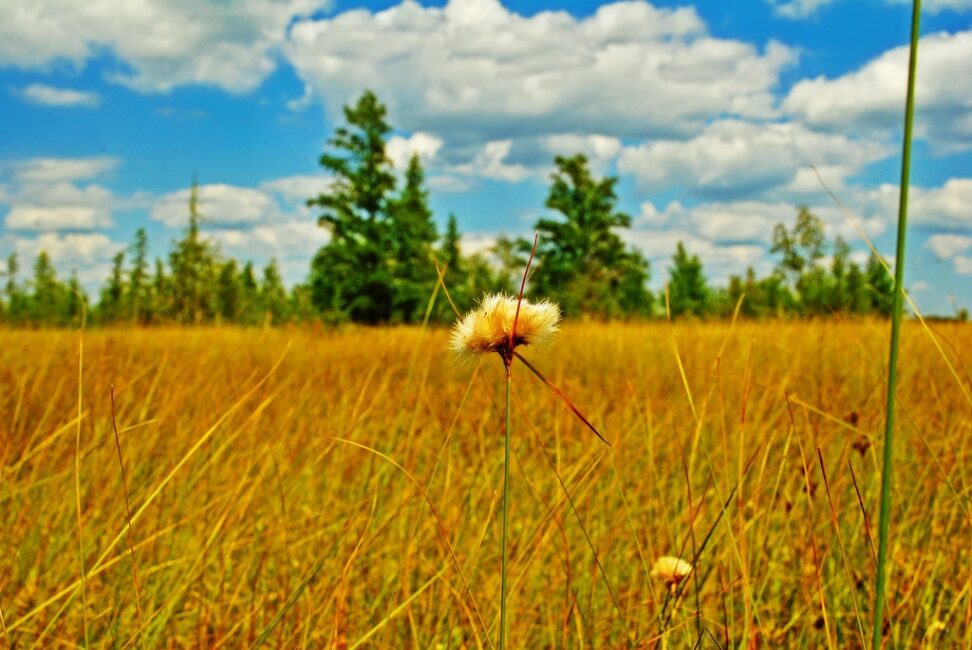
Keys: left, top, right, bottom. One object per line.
{"left": 450, "top": 293, "right": 561, "bottom": 358}
{"left": 650, "top": 556, "right": 693, "bottom": 585}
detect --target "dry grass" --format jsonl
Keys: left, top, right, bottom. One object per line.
{"left": 0, "top": 320, "right": 970, "bottom": 647}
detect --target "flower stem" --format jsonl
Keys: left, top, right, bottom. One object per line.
{"left": 873, "top": 0, "right": 921, "bottom": 646}
{"left": 500, "top": 361, "right": 512, "bottom": 650}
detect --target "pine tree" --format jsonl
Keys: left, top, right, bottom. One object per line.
{"left": 668, "top": 242, "right": 708, "bottom": 318}
{"left": 99, "top": 251, "right": 126, "bottom": 323}
{"left": 260, "top": 259, "right": 289, "bottom": 324}
{"left": 169, "top": 180, "right": 219, "bottom": 323}
{"left": 4, "top": 253, "right": 27, "bottom": 324}
{"left": 29, "top": 252, "right": 64, "bottom": 326}
{"left": 388, "top": 153, "right": 438, "bottom": 322}
{"left": 216, "top": 259, "right": 242, "bottom": 323}
{"left": 528, "top": 154, "right": 653, "bottom": 318}
{"left": 308, "top": 90, "right": 397, "bottom": 323}
{"left": 866, "top": 252, "right": 895, "bottom": 316}
{"left": 128, "top": 228, "right": 150, "bottom": 323}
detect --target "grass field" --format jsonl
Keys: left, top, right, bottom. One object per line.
{"left": 1, "top": 320, "right": 970, "bottom": 648}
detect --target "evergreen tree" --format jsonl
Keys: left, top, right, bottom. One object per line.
{"left": 29, "top": 252, "right": 64, "bottom": 325}
{"left": 668, "top": 242, "right": 709, "bottom": 317}
{"left": 527, "top": 154, "right": 652, "bottom": 318}
{"left": 239, "top": 261, "right": 260, "bottom": 324}
{"left": 99, "top": 251, "right": 126, "bottom": 322}
{"left": 169, "top": 180, "right": 219, "bottom": 323}
{"left": 866, "top": 252, "right": 895, "bottom": 316}
{"left": 151, "top": 258, "right": 170, "bottom": 321}
{"left": 829, "top": 236, "right": 851, "bottom": 313}
{"left": 388, "top": 153, "right": 438, "bottom": 322}
{"left": 65, "top": 271, "right": 87, "bottom": 326}
{"left": 846, "top": 261, "right": 870, "bottom": 314}
{"left": 216, "top": 259, "right": 242, "bottom": 323}
{"left": 4, "top": 253, "right": 27, "bottom": 324}
{"left": 128, "top": 228, "right": 151, "bottom": 323}
{"left": 260, "top": 259, "right": 289, "bottom": 324}
{"left": 307, "top": 90, "right": 397, "bottom": 323}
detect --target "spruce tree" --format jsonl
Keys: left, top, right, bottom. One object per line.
{"left": 308, "top": 90, "right": 397, "bottom": 323}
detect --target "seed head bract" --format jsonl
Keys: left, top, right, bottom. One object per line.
{"left": 450, "top": 293, "right": 561, "bottom": 359}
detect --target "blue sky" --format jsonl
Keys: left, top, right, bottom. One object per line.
{"left": 1, "top": 0, "right": 970, "bottom": 314}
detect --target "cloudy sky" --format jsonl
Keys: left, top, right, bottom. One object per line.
{"left": 1, "top": 0, "right": 970, "bottom": 313}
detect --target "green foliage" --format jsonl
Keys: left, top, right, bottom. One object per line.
{"left": 668, "top": 242, "right": 708, "bottom": 318}
{"left": 168, "top": 181, "right": 220, "bottom": 323}
{"left": 525, "top": 154, "right": 653, "bottom": 318}
{"left": 0, "top": 90, "right": 947, "bottom": 328}
{"left": 308, "top": 90, "right": 399, "bottom": 323}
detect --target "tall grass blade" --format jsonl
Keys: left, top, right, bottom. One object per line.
{"left": 873, "top": 0, "right": 921, "bottom": 646}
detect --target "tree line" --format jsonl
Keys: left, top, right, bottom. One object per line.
{"left": 1, "top": 90, "right": 906, "bottom": 328}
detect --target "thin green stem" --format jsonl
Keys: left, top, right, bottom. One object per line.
{"left": 500, "top": 363, "right": 512, "bottom": 650}
{"left": 873, "top": 1, "right": 921, "bottom": 647}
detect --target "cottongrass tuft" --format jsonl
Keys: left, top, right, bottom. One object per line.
{"left": 650, "top": 556, "right": 693, "bottom": 587}
{"left": 450, "top": 293, "right": 561, "bottom": 360}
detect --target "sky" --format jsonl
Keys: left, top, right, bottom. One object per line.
{"left": 0, "top": 0, "right": 970, "bottom": 314}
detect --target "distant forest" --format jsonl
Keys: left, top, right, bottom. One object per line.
{"left": 0, "top": 91, "right": 925, "bottom": 328}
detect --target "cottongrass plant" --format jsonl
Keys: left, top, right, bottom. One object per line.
{"left": 450, "top": 236, "right": 607, "bottom": 649}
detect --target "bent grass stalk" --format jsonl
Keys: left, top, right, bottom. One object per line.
{"left": 874, "top": 0, "right": 921, "bottom": 646}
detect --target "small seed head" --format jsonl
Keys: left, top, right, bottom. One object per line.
{"left": 450, "top": 293, "right": 561, "bottom": 360}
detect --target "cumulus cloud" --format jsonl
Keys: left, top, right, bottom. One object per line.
{"left": 286, "top": 0, "right": 795, "bottom": 142}
{"left": 259, "top": 174, "right": 333, "bottom": 205}
{"left": 5, "top": 231, "right": 125, "bottom": 285}
{"left": 150, "top": 175, "right": 337, "bottom": 284}
{"left": 887, "top": 0, "right": 972, "bottom": 12}
{"left": 856, "top": 178, "right": 972, "bottom": 227}
{"left": 151, "top": 184, "right": 277, "bottom": 228}
{"left": 637, "top": 197, "right": 886, "bottom": 246}
{"left": 927, "top": 233, "right": 972, "bottom": 259}
{"left": 783, "top": 30, "right": 972, "bottom": 149}
{"left": 450, "top": 140, "right": 531, "bottom": 182}
{"left": 955, "top": 256, "right": 972, "bottom": 274}
{"left": 618, "top": 119, "right": 891, "bottom": 198}
{"left": 387, "top": 132, "right": 444, "bottom": 169}
{"left": 16, "top": 83, "right": 101, "bottom": 107}
{"left": 0, "top": 0, "right": 328, "bottom": 93}
{"left": 2, "top": 157, "right": 118, "bottom": 230}
{"left": 768, "top": 0, "right": 837, "bottom": 19}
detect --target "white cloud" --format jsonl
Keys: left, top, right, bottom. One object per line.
{"left": 151, "top": 184, "right": 277, "bottom": 228}
{"left": 2, "top": 157, "right": 117, "bottom": 230}
{"left": 286, "top": 0, "right": 795, "bottom": 142}
{"left": 783, "top": 30, "right": 972, "bottom": 148}
{"left": 955, "top": 256, "right": 972, "bottom": 274}
{"left": 12, "top": 157, "right": 117, "bottom": 183}
{"left": 888, "top": 0, "right": 972, "bottom": 12}
{"left": 6, "top": 231, "right": 124, "bottom": 280}
{"left": 207, "top": 220, "right": 330, "bottom": 284}
{"left": 451, "top": 140, "right": 531, "bottom": 182}
{"left": 0, "top": 0, "right": 329, "bottom": 93}
{"left": 259, "top": 174, "right": 333, "bottom": 205}
{"left": 927, "top": 233, "right": 972, "bottom": 259}
{"left": 386, "top": 132, "right": 444, "bottom": 169}
{"left": 858, "top": 178, "right": 972, "bottom": 227}
{"left": 768, "top": 0, "right": 837, "bottom": 19}
{"left": 636, "top": 197, "right": 886, "bottom": 246}
{"left": 618, "top": 119, "right": 891, "bottom": 197}
{"left": 16, "top": 83, "right": 101, "bottom": 107}
{"left": 6, "top": 204, "right": 111, "bottom": 230}
{"left": 623, "top": 226, "right": 769, "bottom": 282}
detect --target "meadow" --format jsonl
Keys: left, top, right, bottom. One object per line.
{"left": 1, "top": 320, "right": 970, "bottom": 648}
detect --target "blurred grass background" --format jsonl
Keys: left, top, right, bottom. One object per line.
{"left": 0, "top": 321, "right": 969, "bottom": 647}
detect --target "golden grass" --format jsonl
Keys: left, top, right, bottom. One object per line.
{"left": 0, "top": 321, "right": 970, "bottom": 647}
